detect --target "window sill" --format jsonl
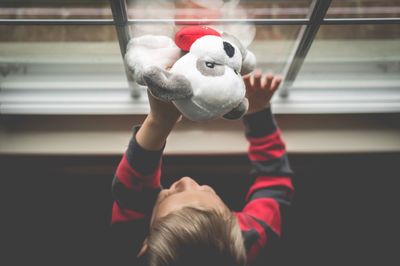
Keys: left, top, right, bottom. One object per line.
{"left": 1, "top": 113, "right": 399, "bottom": 155}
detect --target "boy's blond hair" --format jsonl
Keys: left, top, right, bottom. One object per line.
{"left": 146, "top": 206, "right": 246, "bottom": 266}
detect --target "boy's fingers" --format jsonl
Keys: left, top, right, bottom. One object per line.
{"left": 253, "top": 70, "right": 262, "bottom": 89}
{"left": 243, "top": 75, "right": 252, "bottom": 91}
{"left": 265, "top": 73, "right": 273, "bottom": 90}
{"left": 271, "top": 77, "right": 282, "bottom": 91}
{"left": 176, "top": 115, "right": 183, "bottom": 123}
{"left": 260, "top": 74, "right": 267, "bottom": 88}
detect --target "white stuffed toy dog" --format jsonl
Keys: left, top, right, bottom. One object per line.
{"left": 125, "top": 26, "right": 256, "bottom": 121}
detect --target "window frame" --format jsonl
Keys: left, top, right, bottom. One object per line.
{"left": 0, "top": 0, "right": 400, "bottom": 115}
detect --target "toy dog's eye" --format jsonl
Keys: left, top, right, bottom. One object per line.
{"left": 205, "top": 62, "right": 215, "bottom": 68}
{"left": 234, "top": 70, "right": 238, "bottom": 75}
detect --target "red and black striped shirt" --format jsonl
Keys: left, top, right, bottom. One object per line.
{"left": 111, "top": 107, "right": 294, "bottom": 265}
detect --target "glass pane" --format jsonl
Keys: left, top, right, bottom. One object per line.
{"left": 0, "top": 25, "right": 118, "bottom": 42}
{"left": 126, "top": 1, "right": 306, "bottom": 78}
{"left": 128, "top": 24, "right": 299, "bottom": 74}
{"left": 294, "top": 24, "right": 400, "bottom": 90}
{"left": 127, "top": 0, "right": 313, "bottom": 20}
{"left": 127, "top": 23, "right": 300, "bottom": 97}
{"left": 327, "top": 0, "right": 400, "bottom": 18}
{"left": 251, "top": 25, "right": 300, "bottom": 74}
{"left": 126, "top": 1, "right": 304, "bottom": 74}
{"left": 0, "top": 0, "right": 112, "bottom": 19}
{"left": 0, "top": 25, "right": 125, "bottom": 92}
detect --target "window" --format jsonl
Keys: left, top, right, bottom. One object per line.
{"left": 326, "top": 0, "right": 400, "bottom": 18}
{"left": 292, "top": 23, "right": 400, "bottom": 113}
{"left": 1, "top": 0, "right": 399, "bottom": 114}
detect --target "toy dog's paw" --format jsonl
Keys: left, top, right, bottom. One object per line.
{"left": 223, "top": 97, "right": 249, "bottom": 120}
{"left": 143, "top": 66, "right": 193, "bottom": 101}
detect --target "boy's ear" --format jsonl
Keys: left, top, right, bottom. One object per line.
{"left": 137, "top": 238, "right": 148, "bottom": 258}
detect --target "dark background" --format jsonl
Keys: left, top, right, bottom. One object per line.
{"left": 1, "top": 152, "right": 399, "bottom": 266}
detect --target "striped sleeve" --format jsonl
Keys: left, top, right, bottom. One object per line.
{"left": 236, "top": 108, "right": 295, "bottom": 264}
{"left": 111, "top": 125, "right": 163, "bottom": 225}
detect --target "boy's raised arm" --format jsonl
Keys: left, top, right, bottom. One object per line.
{"left": 111, "top": 92, "right": 181, "bottom": 224}
{"left": 110, "top": 92, "right": 181, "bottom": 263}
{"left": 236, "top": 71, "right": 295, "bottom": 263}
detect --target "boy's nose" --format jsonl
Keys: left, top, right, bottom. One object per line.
{"left": 172, "top": 176, "right": 199, "bottom": 191}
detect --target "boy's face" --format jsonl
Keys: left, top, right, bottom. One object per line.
{"left": 150, "top": 176, "right": 229, "bottom": 226}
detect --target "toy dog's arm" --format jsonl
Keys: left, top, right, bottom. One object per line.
{"left": 143, "top": 66, "right": 193, "bottom": 102}
{"left": 223, "top": 97, "right": 249, "bottom": 120}
{"left": 125, "top": 35, "right": 193, "bottom": 102}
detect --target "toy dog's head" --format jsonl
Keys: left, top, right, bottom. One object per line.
{"left": 126, "top": 26, "right": 256, "bottom": 121}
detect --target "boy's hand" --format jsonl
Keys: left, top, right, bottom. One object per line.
{"left": 147, "top": 91, "right": 182, "bottom": 126}
{"left": 243, "top": 69, "right": 282, "bottom": 115}
{"left": 136, "top": 92, "right": 182, "bottom": 151}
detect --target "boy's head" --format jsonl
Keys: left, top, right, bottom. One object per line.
{"left": 139, "top": 176, "right": 246, "bottom": 266}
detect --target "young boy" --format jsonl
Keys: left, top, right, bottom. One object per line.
{"left": 110, "top": 70, "right": 294, "bottom": 266}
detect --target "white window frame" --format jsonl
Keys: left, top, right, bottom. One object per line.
{"left": 0, "top": 0, "right": 399, "bottom": 115}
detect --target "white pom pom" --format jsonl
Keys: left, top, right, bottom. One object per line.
{"left": 240, "top": 50, "right": 256, "bottom": 75}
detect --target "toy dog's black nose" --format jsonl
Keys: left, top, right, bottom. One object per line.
{"left": 223, "top": 41, "right": 235, "bottom": 58}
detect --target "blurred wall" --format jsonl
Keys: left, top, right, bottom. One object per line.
{"left": 1, "top": 152, "right": 399, "bottom": 265}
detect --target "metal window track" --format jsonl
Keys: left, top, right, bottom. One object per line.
{"left": 323, "top": 18, "right": 400, "bottom": 25}
{"left": 279, "top": 0, "right": 332, "bottom": 97}
{"left": 1, "top": 18, "right": 400, "bottom": 26}
{"left": 109, "top": 0, "right": 139, "bottom": 97}
{"left": 0, "top": 19, "right": 115, "bottom": 25}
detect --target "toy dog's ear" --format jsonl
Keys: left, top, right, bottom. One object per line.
{"left": 221, "top": 32, "right": 256, "bottom": 75}
{"left": 143, "top": 66, "right": 193, "bottom": 101}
